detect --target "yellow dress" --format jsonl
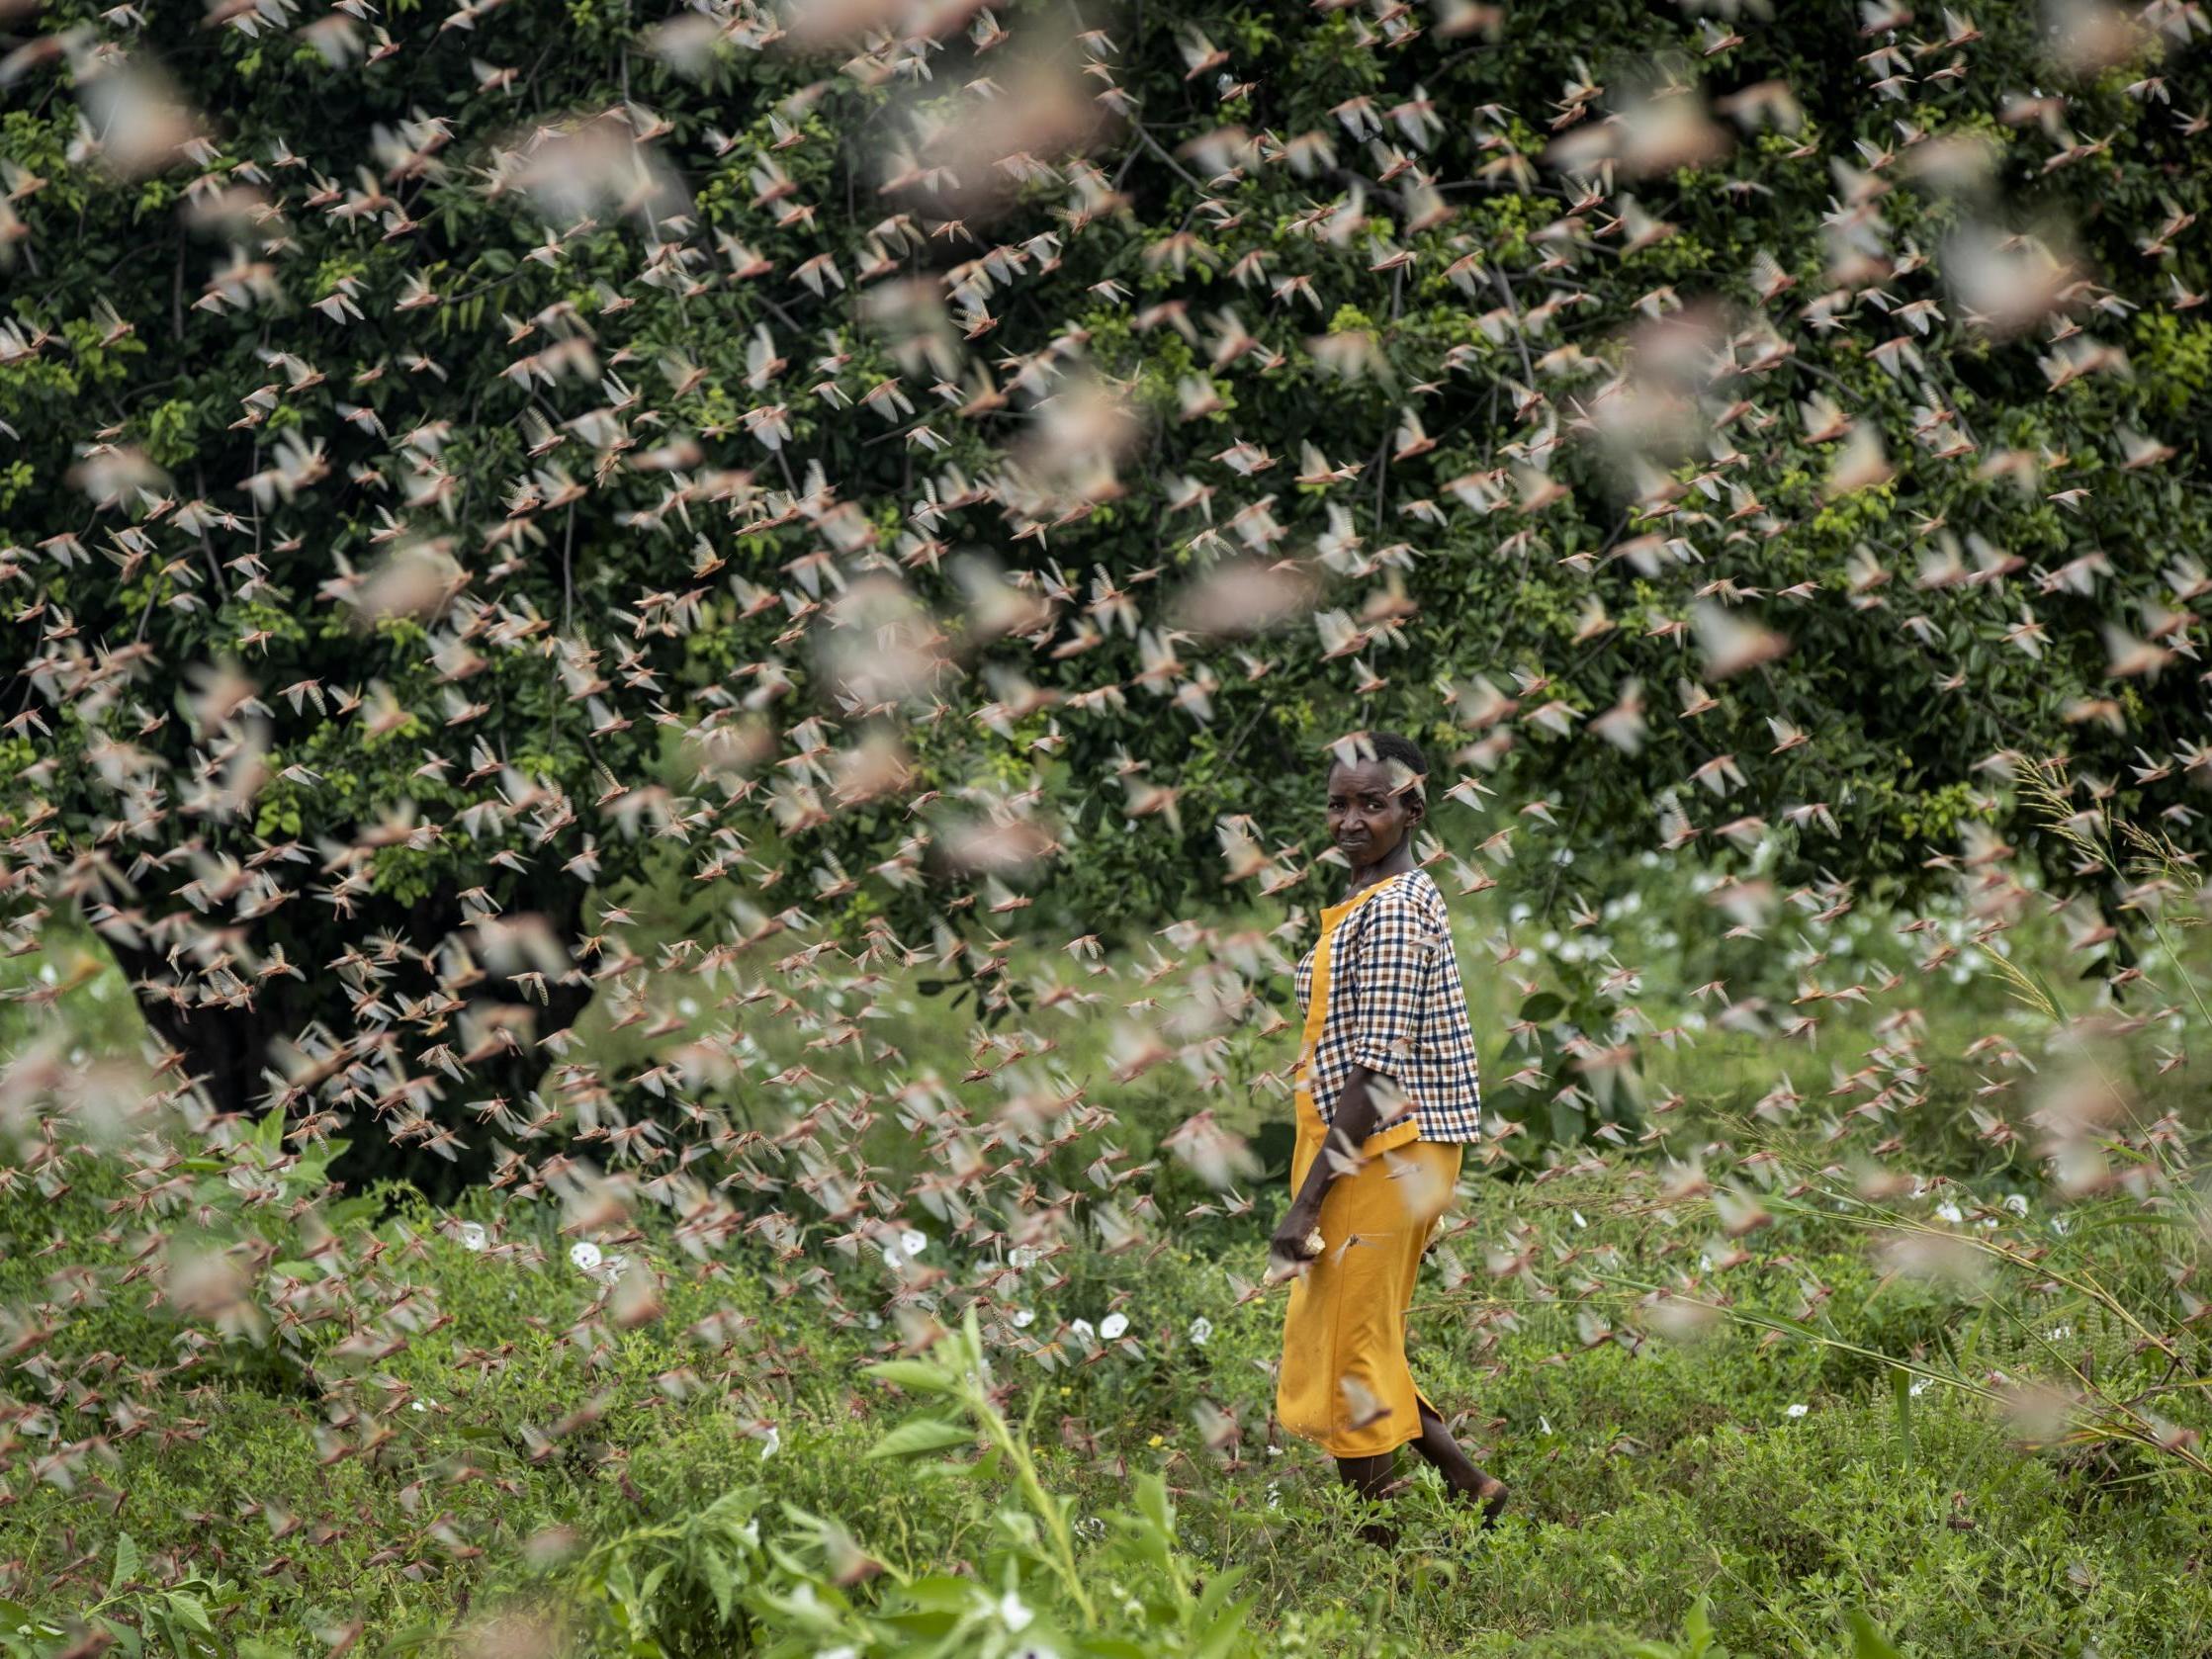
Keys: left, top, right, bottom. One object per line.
{"left": 1276, "top": 876, "right": 1465, "bottom": 1459}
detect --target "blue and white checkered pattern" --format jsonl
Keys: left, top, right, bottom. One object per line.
{"left": 1293, "top": 868, "right": 1483, "bottom": 1143}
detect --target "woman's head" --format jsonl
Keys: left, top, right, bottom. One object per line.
{"left": 1324, "top": 731, "right": 1428, "bottom": 867}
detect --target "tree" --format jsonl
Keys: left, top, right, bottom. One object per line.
{"left": 2, "top": 0, "right": 2208, "bottom": 1182}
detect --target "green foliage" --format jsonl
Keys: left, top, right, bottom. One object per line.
{"left": 0, "top": 0, "right": 2206, "bottom": 1179}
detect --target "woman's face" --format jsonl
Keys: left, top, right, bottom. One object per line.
{"left": 1326, "top": 758, "right": 1423, "bottom": 866}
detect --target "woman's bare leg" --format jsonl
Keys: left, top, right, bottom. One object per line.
{"left": 1335, "top": 1450, "right": 1400, "bottom": 1545}
{"left": 1408, "top": 1400, "right": 1509, "bottom": 1521}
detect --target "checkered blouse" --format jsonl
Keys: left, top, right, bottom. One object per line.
{"left": 1292, "top": 867, "right": 1483, "bottom": 1143}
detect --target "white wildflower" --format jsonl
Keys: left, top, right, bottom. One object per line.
{"left": 1188, "top": 1316, "right": 1213, "bottom": 1347}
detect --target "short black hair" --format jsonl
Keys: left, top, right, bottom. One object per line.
{"left": 1324, "top": 730, "right": 1429, "bottom": 802}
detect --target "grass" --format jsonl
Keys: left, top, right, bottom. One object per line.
{"left": 4, "top": 848, "right": 2212, "bottom": 1656}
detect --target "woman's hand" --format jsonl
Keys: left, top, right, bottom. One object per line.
{"left": 1267, "top": 1200, "right": 1326, "bottom": 1280}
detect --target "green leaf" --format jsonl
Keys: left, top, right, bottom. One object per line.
{"left": 898, "top": 1574, "right": 979, "bottom": 1613}
{"left": 165, "top": 1592, "right": 214, "bottom": 1635}
{"left": 108, "top": 1533, "right": 141, "bottom": 1596}
{"left": 1847, "top": 1611, "right": 1903, "bottom": 1659}
{"left": 1548, "top": 1097, "right": 1585, "bottom": 1145}
{"left": 1518, "top": 992, "right": 1565, "bottom": 1023}
{"left": 1194, "top": 1592, "right": 1258, "bottom": 1659}
{"left": 698, "top": 1543, "right": 738, "bottom": 1622}
{"left": 866, "top": 1417, "right": 975, "bottom": 1459}
{"left": 863, "top": 1359, "right": 953, "bottom": 1394}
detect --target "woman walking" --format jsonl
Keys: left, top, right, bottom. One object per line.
{"left": 1271, "top": 730, "right": 1508, "bottom": 1540}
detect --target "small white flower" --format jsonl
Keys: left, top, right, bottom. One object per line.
{"left": 2046, "top": 1325, "right": 2073, "bottom": 1342}
{"left": 998, "top": 1590, "right": 1033, "bottom": 1633}
{"left": 1188, "top": 1316, "right": 1213, "bottom": 1347}
{"left": 1099, "top": 1312, "right": 1129, "bottom": 1341}
{"left": 1012, "top": 1307, "right": 1036, "bottom": 1328}
{"left": 458, "top": 1222, "right": 487, "bottom": 1253}
{"left": 569, "top": 1241, "right": 602, "bottom": 1274}
{"left": 901, "top": 1228, "right": 929, "bottom": 1258}
{"left": 1785, "top": 1403, "right": 1810, "bottom": 1419}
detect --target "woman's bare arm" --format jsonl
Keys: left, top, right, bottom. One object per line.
{"left": 1267, "top": 1066, "right": 1388, "bottom": 1264}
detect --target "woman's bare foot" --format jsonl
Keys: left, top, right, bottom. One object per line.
{"left": 1466, "top": 1471, "right": 1509, "bottom": 1526}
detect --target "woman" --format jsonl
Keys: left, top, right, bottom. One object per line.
{"left": 1271, "top": 729, "right": 1508, "bottom": 1537}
